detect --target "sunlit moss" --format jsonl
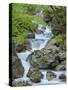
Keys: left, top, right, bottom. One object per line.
{"left": 54, "top": 34, "right": 63, "bottom": 47}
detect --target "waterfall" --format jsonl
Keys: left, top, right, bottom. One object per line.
{"left": 14, "top": 23, "right": 65, "bottom": 85}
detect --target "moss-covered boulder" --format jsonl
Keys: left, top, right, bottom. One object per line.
{"left": 12, "top": 55, "right": 24, "bottom": 80}
{"left": 46, "top": 71, "right": 56, "bottom": 81}
{"left": 27, "top": 67, "right": 43, "bottom": 83}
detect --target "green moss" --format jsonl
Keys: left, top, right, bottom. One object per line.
{"left": 12, "top": 12, "right": 46, "bottom": 45}
{"left": 12, "top": 14, "right": 34, "bottom": 44}
{"left": 54, "top": 34, "right": 63, "bottom": 47}
{"left": 33, "top": 16, "right": 47, "bottom": 26}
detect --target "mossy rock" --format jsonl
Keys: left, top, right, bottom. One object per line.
{"left": 55, "top": 60, "right": 66, "bottom": 70}
{"left": 46, "top": 71, "right": 56, "bottom": 81}
{"left": 27, "top": 67, "right": 43, "bottom": 83}
{"left": 12, "top": 54, "right": 24, "bottom": 80}
{"left": 12, "top": 81, "right": 32, "bottom": 86}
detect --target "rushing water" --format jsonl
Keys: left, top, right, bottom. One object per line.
{"left": 14, "top": 24, "right": 65, "bottom": 85}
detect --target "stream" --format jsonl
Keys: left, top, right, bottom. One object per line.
{"left": 14, "top": 24, "right": 66, "bottom": 85}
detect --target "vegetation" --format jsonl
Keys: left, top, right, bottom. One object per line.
{"left": 54, "top": 34, "right": 63, "bottom": 47}
{"left": 12, "top": 4, "right": 46, "bottom": 45}
{"left": 10, "top": 4, "right": 66, "bottom": 86}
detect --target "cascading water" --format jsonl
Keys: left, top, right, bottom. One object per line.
{"left": 14, "top": 23, "right": 65, "bottom": 85}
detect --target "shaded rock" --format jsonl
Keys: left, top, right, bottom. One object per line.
{"left": 36, "top": 24, "right": 46, "bottom": 34}
{"left": 27, "top": 67, "right": 43, "bottom": 83}
{"left": 26, "top": 33, "right": 35, "bottom": 39}
{"left": 46, "top": 71, "right": 56, "bottom": 81}
{"left": 59, "top": 52, "right": 66, "bottom": 61}
{"left": 27, "top": 50, "right": 51, "bottom": 69}
{"left": 44, "top": 15, "right": 53, "bottom": 23}
{"left": 55, "top": 60, "right": 66, "bottom": 70}
{"left": 16, "top": 39, "right": 31, "bottom": 52}
{"left": 15, "top": 44, "right": 25, "bottom": 52}
{"left": 36, "top": 29, "right": 44, "bottom": 34}
{"left": 12, "top": 55, "right": 24, "bottom": 80}
{"left": 59, "top": 74, "right": 66, "bottom": 81}
{"left": 12, "top": 81, "right": 32, "bottom": 86}
{"left": 24, "top": 39, "right": 32, "bottom": 50}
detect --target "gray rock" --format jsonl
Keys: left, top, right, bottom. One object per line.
{"left": 26, "top": 33, "right": 35, "bottom": 39}
{"left": 55, "top": 60, "right": 66, "bottom": 70}
{"left": 59, "top": 74, "right": 66, "bottom": 81}
{"left": 12, "top": 55, "right": 24, "bottom": 80}
{"left": 27, "top": 39, "right": 66, "bottom": 70}
{"left": 27, "top": 67, "right": 43, "bottom": 83}
{"left": 15, "top": 39, "right": 31, "bottom": 52}
{"left": 12, "top": 81, "right": 32, "bottom": 86}
{"left": 46, "top": 71, "right": 56, "bottom": 81}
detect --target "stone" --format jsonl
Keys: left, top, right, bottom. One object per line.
{"left": 27, "top": 38, "right": 66, "bottom": 70}
{"left": 44, "top": 15, "right": 53, "bottom": 23}
{"left": 27, "top": 67, "right": 43, "bottom": 83}
{"left": 15, "top": 39, "right": 31, "bottom": 52}
{"left": 15, "top": 44, "right": 25, "bottom": 52}
{"left": 12, "top": 81, "right": 32, "bottom": 86}
{"left": 26, "top": 33, "right": 35, "bottom": 39}
{"left": 12, "top": 55, "right": 24, "bottom": 80}
{"left": 55, "top": 60, "right": 66, "bottom": 70}
{"left": 24, "top": 39, "right": 32, "bottom": 50}
{"left": 59, "top": 74, "right": 66, "bottom": 81}
{"left": 46, "top": 71, "right": 56, "bottom": 81}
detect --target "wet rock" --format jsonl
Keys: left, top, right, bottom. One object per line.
{"left": 27, "top": 50, "right": 51, "bottom": 69}
{"left": 16, "top": 40, "right": 31, "bottom": 52}
{"left": 44, "top": 15, "right": 53, "bottom": 23}
{"left": 26, "top": 33, "right": 35, "bottom": 39}
{"left": 55, "top": 60, "right": 66, "bottom": 70}
{"left": 12, "top": 81, "right": 32, "bottom": 86}
{"left": 59, "top": 74, "right": 66, "bottom": 81}
{"left": 36, "top": 29, "right": 44, "bottom": 34}
{"left": 24, "top": 39, "right": 32, "bottom": 50}
{"left": 59, "top": 52, "right": 66, "bottom": 61}
{"left": 27, "top": 48, "right": 59, "bottom": 69}
{"left": 27, "top": 67, "right": 43, "bottom": 83}
{"left": 15, "top": 44, "right": 25, "bottom": 52}
{"left": 12, "top": 55, "right": 24, "bottom": 80}
{"left": 46, "top": 71, "right": 56, "bottom": 81}
{"left": 49, "top": 55, "right": 61, "bottom": 68}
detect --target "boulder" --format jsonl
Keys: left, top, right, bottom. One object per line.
{"left": 12, "top": 81, "right": 32, "bottom": 86}
{"left": 12, "top": 55, "right": 24, "bottom": 80}
{"left": 26, "top": 33, "right": 35, "bottom": 39}
{"left": 59, "top": 74, "right": 66, "bottom": 81}
{"left": 46, "top": 71, "right": 56, "bottom": 81}
{"left": 27, "top": 38, "right": 66, "bottom": 70}
{"left": 55, "top": 60, "right": 66, "bottom": 70}
{"left": 15, "top": 39, "right": 31, "bottom": 52}
{"left": 27, "top": 67, "right": 43, "bottom": 83}
{"left": 44, "top": 15, "right": 53, "bottom": 23}
{"left": 27, "top": 48, "right": 59, "bottom": 69}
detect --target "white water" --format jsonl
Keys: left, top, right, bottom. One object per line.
{"left": 14, "top": 24, "right": 66, "bottom": 85}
